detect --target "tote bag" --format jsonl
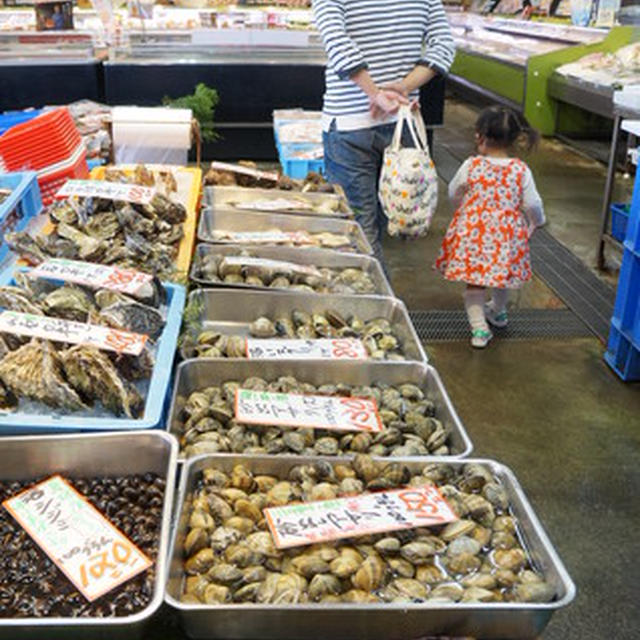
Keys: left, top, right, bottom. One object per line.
{"left": 378, "top": 106, "right": 438, "bottom": 238}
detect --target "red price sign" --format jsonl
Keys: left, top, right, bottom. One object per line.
{"left": 338, "top": 397, "right": 382, "bottom": 432}
{"left": 397, "top": 487, "right": 454, "bottom": 524}
{"left": 104, "top": 329, "right": 147, "bottom": 355}
{"left": 103, "top": 267, "right": 136, "bottom": 289}
{"left": 331, "top": 339, "right": 367, "bottom": 360}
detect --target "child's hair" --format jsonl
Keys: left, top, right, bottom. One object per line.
{"left": 475, "top": 106, "right": 539, "bottom": 152}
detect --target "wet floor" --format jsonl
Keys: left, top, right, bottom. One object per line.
{"left": 383, "top": 100, "right": 640, "bottom": 639}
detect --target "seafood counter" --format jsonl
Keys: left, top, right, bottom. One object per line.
{"left": 0, "top": 161, "right": 574, "bottom": 640}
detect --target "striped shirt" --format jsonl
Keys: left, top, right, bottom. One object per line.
{"left": 313, "top": 0, "right": 455, "bottom": 131}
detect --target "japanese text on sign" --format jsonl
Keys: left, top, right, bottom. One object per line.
{"left": 246, "top": 338, "right": 367, "bottom": 361}
{"left": 264, "top": 485, "right": 458, "bottom": 549}
{"left": 234, "top": 389, "right": 383, "bottom": 433}
{"left": 221, "top": 256, "right": 322, "bottom": 279}
{"left": 211, "top": 230, "right": 314, "bottom": 245}
{"left": 3, "top": 475, "right": 152, "bottom": 601}
{"left": 0, "top": 311, "right": 148, "bottom": 356}
{"left": 29, "top": 258, "right": 154, "bottom": 296}
{"left": 56, "top": 180, "right": 156, "bottom": 205}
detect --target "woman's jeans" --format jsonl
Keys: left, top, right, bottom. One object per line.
{"left": 323, "top": 120, "right": 399, "bottom": 270}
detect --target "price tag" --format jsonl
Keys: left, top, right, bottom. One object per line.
{"left": 56, "top": 180, "right": 155, "bottom": 205}
{"left": 29, "top": 258, "right": 154, "bottom": 297}
{"left": 209, "top": 161, "right": 279, "bottom": 183}
{"left": 221, "top": 255, "right": 323, "bottom": 279}
{"left": 211, "top": 230, "right": 314, "bottom": 245}
{"left": 246, "top": 338, "right": 367, "bottom": 360}
{"left": 3, "top": 475, "right": 152, "bottom": 601}
{"left": 264, "top": 485, "right": 458, "bottom": 549}
{"left": 0, "top": 311, "right": 148, "bottom": 356}
{"left": 234, "top": 389, "right": 383, "bottom": 433}
{"left": 230, "top": 198, "right": 313, "bottom": 212}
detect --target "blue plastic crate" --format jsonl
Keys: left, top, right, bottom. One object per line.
{"left": 605, "top": 321, "right": 640, "bottom": 382}
{"left": 611, "top": 203, "right": 630, "bottom": 243}
{"left": 279, "top": 144, "right": 325, "bottom": 179}
{"left": 611, "top": 247, "right": 640, "bottom": 344}
{"left": 0, "top": 171, "right": 42, "bottom": 267}
{"left": 0, "top": 265, "right": 186, "bottom": 434}
{"left": 87, "top": 157, "right": 105, "bottom": 170}
{"left": 0, "top": 109, "right": 42, "bottom": 137}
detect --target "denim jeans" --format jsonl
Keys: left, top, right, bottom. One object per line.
{"left": 323, "top": 121, "right": 399, "bottom": 269}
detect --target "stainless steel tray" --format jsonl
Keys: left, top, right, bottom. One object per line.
{"left": 197, "top": 208, "right": 372, "bottom": 255}
{"left": 165, "top": 454, "right": 575, "bottom": 640}
{"left": 189, "top": 243, "right": 392, "bottom": 296}
{"left": 167, "top": 360, "right": 471, "bottom": 463}
{"left": 0, "top": 431, "right": 178, "bottom": 640}
{"left": 203, "top": 186, "right": 353, "bottom": 218}
{"left": 180, "top": 289, "right": 427, "bottom": 363}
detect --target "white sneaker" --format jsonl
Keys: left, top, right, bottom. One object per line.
{"left": 484, "top": 303, "right": 508, "bottom": 328}
{"left": 471, "top": 328, "right": 493, "bottom": 348}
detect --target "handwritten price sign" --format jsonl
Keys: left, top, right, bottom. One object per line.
{"left": 211, "top": 230, "right": 314, "bottom": 245}
{"left": 234, "top": 389, "right": 383, "bottom": 433}
{"left": 221, "top": 256, "right": 323, "bottom": 279}
{"left": 265, "top": 485, "right": 458, "bottom": 549}
{"left": 3, "top": 475, "right": 152, "bottom": 601}
{"left": 0, "top": 311, "right": 148, "bottom": 356}
{"left": 246, "top": 338, "right": 367, "bottom": 361}
{"left": 30, "top": 258, "right": 154, "bottom": 297}
{"left": 56, "top": 180, "right": 155, "bottom": 205}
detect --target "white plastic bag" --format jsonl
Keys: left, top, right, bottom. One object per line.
{"left": 378, "top": 106, "right": 438, "bottom": 238}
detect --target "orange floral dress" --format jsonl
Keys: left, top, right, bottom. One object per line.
{"left": 435, "top": 156, "right": 532, "bottom": 288}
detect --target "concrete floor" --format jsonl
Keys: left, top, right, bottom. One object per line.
{"left": 149, "top": 99, "right": 640, "bottom": 640}
{"left": 383, "top": 100, "right": 640, "bottom": 639}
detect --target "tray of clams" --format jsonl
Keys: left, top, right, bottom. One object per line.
{"left": 180, "top": 289, "right": 426, "bottom": 363}
{"left": 190, "top": 244, "right": 392, "bottom": 296}
{"left": 0, "top": 431, "right": 177, "bottom": 639}
{"left": 197, "top": 209, "right": 372, "bottom": 255}
{"left": 167, "top": 360, "right": 472, "bottom": 462}
{"left": 204, "top": 186, "right": 353, "bottom": 218}
{"left": 165, "top": 454, "right": 575, "bottom": 640}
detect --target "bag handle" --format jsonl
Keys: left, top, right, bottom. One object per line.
{"left": 390, "top": 105, "right": 428, "bottom": 152}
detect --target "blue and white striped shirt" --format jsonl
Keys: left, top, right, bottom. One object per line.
{"left": 313, "top": 0, "right": 455, "bottom": 130}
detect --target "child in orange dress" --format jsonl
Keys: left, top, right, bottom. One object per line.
{"left": 435, "top": 106, "right": 545, "bottom": 348}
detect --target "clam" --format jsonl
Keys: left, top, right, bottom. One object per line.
{"left": 249, "top": 317, "right": 277, "bottom": 338}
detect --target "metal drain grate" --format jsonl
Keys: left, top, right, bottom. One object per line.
{"left": 530, "top": 230, "right": 616, "bottom": 343}
{"left": 410, "top": 309, "right": 593, "bottom": 342}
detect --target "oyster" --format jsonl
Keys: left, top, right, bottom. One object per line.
{"left": 99, "top": 301, "right": 165, "bottom": 341}
{"left": 0, "top": 286, "right": 43, "bottom": 315}
{"left": 41, "top": 285, "right": 95, "bottom": 322}
{"left": 61, "top": 345, "right": 143, "bottom": 418}
{"left": 0, "top": 340, "right": 86, "bottom": 410}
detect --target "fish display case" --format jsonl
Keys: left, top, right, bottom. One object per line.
{"left": 103, "top": 21, "right": 445, "bottom": 160}
{"left": 0, "top": 28, "right": 104, "bottom": 111}
{"left": 445, "top": 13, "right": 631, "bottom": 135}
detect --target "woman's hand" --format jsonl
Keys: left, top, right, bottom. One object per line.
{"left": 369, "top": 88, "right": 408, "bottom": 120}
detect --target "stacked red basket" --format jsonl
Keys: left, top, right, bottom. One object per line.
{"left": 0, "top": 107, "right": 88, "bottom": 204}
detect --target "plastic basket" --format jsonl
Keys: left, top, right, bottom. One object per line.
{"left": 0, "top": 172, "right": 42, "bottom": 267}
{"left": 0, "top": 108, "right": 82, "bottom": 172}
{"left": 0, "top": 109, "right": 43, "bottom": 137}
{"left": 37, "top": 146, "right": 89, "bottom": 206}
{"left": 0, "top": 265, "right": 187, "bottom": 434}
{"left": 279, "top": 143, "right": 325, "bottom": 179}
{"left": 605, "top": 321, "right": 640, "bottom": 382}
{"left": 611, "top": 203, "right": 630, "bottom": 243}
{"left": 611, "top": 247, "right": 640, "bottom": 343}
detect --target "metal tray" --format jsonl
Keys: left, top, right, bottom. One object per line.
{"left": 0, "top": 431, "right": 178, "bottom": 640}
{"left": 0, "top": 266, "right": 186, "bottom": 435}
{"left": 204, "top": 186, "right": 352, "bottom": 218}
{"left": 166, "top": 360, "right": 471, "bottom": 463}
{"left": 189, "top": 244, "right": 392, "bottom": 296}
{"left": 180, "top": 289, "right": 427, "bottom": 363}
{"left": 197, "top": 208, "right": 372, "bottom": 255}
{"left": 165, "top": 454, "right": 575, "bottom": 640}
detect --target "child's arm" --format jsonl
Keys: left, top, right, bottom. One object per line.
{"left": 522, "top": 167, "right": 545, "bottom": 233}
{"left": 448, "top": 158, "right": 471, "bottom": 208}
